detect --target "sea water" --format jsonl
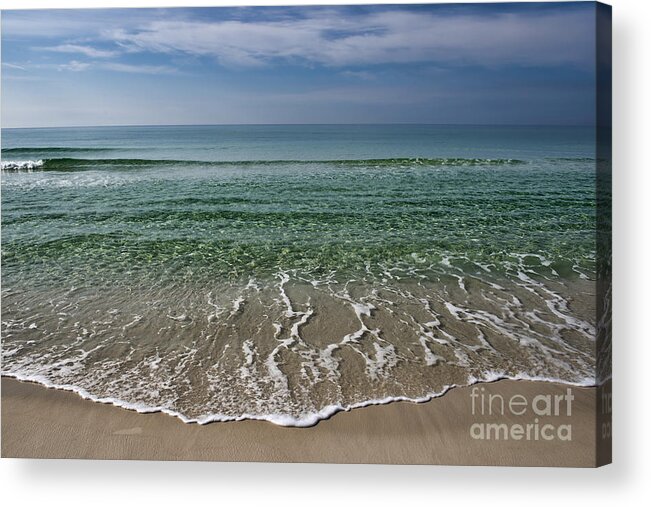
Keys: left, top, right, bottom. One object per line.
{"left": 1, "top": 124, "right": 599, "bottom": 426}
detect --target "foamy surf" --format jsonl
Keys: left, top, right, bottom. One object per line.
{"left": 1, "top": 265, "right": 598, "bottom": 427}
{"left": 1, "top": 370, "right": 595, "bottom": 427}
{"left": 1, "top": 159, "right": 44, "bottom": 171}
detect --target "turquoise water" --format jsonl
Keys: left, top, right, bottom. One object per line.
{"left": 1, "top": 125, "right": 598, "bottom": 425}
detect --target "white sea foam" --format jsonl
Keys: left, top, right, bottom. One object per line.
{"left": 229, "top": 296, "right": 245, "bottom": 318}
{"left": 1, "top": 159, "right": 44, "bottom": 171}
{"left": 1, "top": 370, "right": 596, "bottom": 428}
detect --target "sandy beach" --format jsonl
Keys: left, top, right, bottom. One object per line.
{"left": 1, "top": 377, "right": 609, "bottom": 466}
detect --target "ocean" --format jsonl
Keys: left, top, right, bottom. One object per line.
{"left": 1, "top": 124, "right": 598, "bottom": 426}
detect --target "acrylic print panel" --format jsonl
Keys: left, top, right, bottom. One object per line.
{"left": 0, "top": 2, "right": 612, "bottom": 466}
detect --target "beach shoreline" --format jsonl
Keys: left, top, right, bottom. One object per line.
{"left": 1, "top": 376, "right": 607, "bottom": 466}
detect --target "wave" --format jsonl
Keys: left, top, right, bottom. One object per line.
{"left": 2, "top": 156, "right": 526, "bottom": 172}
{"left": 2, "top": 147, "right": 117, "bottom": 154}
{"left": 1, "top": 370, "right": 594, "bottom": 427}
{"left": 2, "top": 263, "right": 598, "bottom": 427}
{"left": 548, "top": 157, "right": 597, "bottom": 162}
{"left": 1, "top": 159, "right": 44, "bottom": 171}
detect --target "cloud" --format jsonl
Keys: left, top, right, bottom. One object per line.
{"left": 0, "top": 9, "right": 167, "bottom": 39}
{"left": 257, "top": 85, "right": 448, "bottom": 106}
{"left": 52, "top": 60, "right": 176, "bottom": 74}
{"left": 1, "top": 6, "right": 597, "bottom": 128}
{"left": 58, "top": 60, "right": 90, "bottom": 72}
{"left": 43, "top": 44, "right": 118, "bottom": 58}
{"left": 108, "top": 9, "right": 594, "bottom": 69}
{"left": 340, "top": 70, "right": 376, "bottom": 81}
{"left": 101, "top": 62, "right": 176, "bottom": 74}
{"left": 2, "top": 62, "right": 27, "bottom": 71}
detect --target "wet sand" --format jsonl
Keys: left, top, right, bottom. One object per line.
{"left": 1, "top": 377, "right": 609, "bottom": 466}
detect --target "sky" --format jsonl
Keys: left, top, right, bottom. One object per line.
{"left": 1, "top": 2, "right": 597, "bottom": 127}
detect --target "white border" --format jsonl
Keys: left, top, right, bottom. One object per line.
{"left": 1, "top": 0, "right": 650, "bottom": 505}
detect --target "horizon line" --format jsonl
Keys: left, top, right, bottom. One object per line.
{"left": 1, "top": 122, "right": 597, "bottom": 130}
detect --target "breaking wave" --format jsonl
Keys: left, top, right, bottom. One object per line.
{"left": 1, "top": 160, "right": 44, "bottom": 171}
{"left": 2, "top": 156, "right": 527, "bottom": 172}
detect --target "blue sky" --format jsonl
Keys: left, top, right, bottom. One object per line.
{"left": 1, "top": 2, "right": 597, "bottom": 127}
